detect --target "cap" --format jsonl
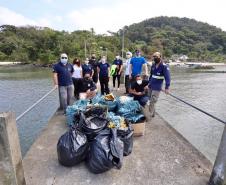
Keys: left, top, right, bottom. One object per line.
{"left": 126, "top": 51, "right": 132, "bottom": 56}
{"left": 153, "top": 52, "right": 161, "bottom": 58}
{"left": 60, "top": 53, "right": 68, "bottom": 58}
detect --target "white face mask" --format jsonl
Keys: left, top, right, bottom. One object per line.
{"left": 102, "top": 60, "right": 106, "bottom": 64}
{"left": 85, "top": 60, "right": 89, "bottom": 64}
{"left": 116, "top": 56, "right": 120, "bottom": 60}
{"left": 61, "top": 58, "right": 68, "bottom": 65}
{"left": 137, "top": 80, "right": 142, "bottom": 85}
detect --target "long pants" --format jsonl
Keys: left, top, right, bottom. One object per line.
{"left": 72, "top": 78, "right": 81, "bottom": 99}
{"left": 113, "top": 74, "right": 121, "bottom": 88}
{"left": 59, "top": 85, "right": 74, "bottom": 113}
{"left": 124, "top": 75, "right": 130, "bottom": 93}
{"left": 148, "top": 89, "right": 160, "bottom": 117}
{"left": 134, "top": 95, "right": 149, "bottom": 107}
{"left": 99, "top": 76, "right": 110, "bottom": 95}
{"left": 92, "top": 71, "right": 98, "bottom": 83}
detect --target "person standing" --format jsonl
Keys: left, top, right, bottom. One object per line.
{"left": 97, "top": 56, "right": 110, "bottom": 95}
{"left": 72, "top": 58, "right": 82, "bottom": 99}
{"left": 112, "top": 55, "right": 123, "bottom": 91}
{"left": 129, "top": 49, "right": 148, "bottom": 83}
{"left": 82, "top": 58, "right": 94, "bottom": 77}
{"left": 148, "top": 52, "right": 171, "bottom": 117}
{"left": 124, "top": 51, "right": 132, "bottom": 94}
{"left": 53, "top": 53, "right": 74, "bottom": 114}
{"left": 89, "top": 54, "right": 99, "bottom": 83}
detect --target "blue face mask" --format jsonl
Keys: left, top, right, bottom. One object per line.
{"left": 61, "top": 58, "right": 68, "bottom": 65}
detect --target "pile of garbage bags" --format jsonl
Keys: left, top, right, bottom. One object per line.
{"left": 57, "top": 93, "right": 144, "bottom": 174}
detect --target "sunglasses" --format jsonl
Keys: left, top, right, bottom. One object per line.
{"left": 61, "top": 57, "right": 67, "bottom": 59}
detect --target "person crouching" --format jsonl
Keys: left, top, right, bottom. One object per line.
{"left": 79, "top": 73, "right": 97, "bottom": 100}
{"left": 129, "top": 74, "right": 149, "bottom": 107}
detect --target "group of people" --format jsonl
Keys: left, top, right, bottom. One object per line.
{"left": 52, "top": 50, "right": 171, "bottom": 119}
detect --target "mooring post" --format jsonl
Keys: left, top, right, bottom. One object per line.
{"left": 0, "top": 112, "right": 26, "bottom": 185}
{"left": 209, "top": 125, "right": 226, "bottom": 185}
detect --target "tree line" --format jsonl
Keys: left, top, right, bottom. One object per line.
{"left": 1, "top": 16, "right": 226, "bottom": 64}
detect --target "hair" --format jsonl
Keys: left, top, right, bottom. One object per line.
{"left": 73, "top": 58, "right": 81, "bottom": 67}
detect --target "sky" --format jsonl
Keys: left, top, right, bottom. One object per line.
{"left": 0, "top": 0, "right": 226, "bottom": 34}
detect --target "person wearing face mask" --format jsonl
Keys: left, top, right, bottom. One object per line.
{"left": 53, "top": 53, "right": 74, "bottom": 114}
{"left": 112, "top": 55, "right": 123, "bottom": 91}
{"left": 129, "top": 49, "right": 148, "bottom": 83}
{"left": 72, "top": 58, "right": 82, "bottom": 99}
{"left": 79, "top": 73, "right": 97, "bottom": 100}
{"left": 124, "top": 51, "right": 132, "bottom": 94}
{"left": 82, "top": 58, "right": 94, "bottom": 78}
{"left": 129, "top": 74, "right": 149, "bottom": 107}
{"left": 148, "top": 52, "right": 171, "bottom": 118}
{"left": 97, "top": 56, "right": 110, "bottom": 95}
{"left": 89, "top": 54, "right": 99, "bottom": 83}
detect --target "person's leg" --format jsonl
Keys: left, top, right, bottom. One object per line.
{"left": 104, "top": 76, "right": 110, "bottom": 94}
{"left": 148, "top": 89, "right": 160, "bottom": 117}
{"left": 67, "top": 85, "right": 74, "bottom": 106}
{"left": 117, "top": 74, "right": 121, "bottom": 89}
{"left": 112, "top": 75, "right": 116, "bottom": 89}
{"left": 99, "top": 77, "right": 105, "bottom": 95}
{"left": 92, "top": 71, "right": 98, "bottom": 83}
{"left": 139, "top": 95, "right": 149, "bottom": 107}
{"left": 72, "top": 78, "right": 77, "bottom": 97}
{"left": 59, "top": 86, "right": 67, "bottom": 113}
{"left": 79, "top": 92, "right": 87, "bottom": 100}
{"left": 125, "top": 75, "right": 129, "bottom": 93}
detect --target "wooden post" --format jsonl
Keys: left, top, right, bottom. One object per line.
{"left": 209, "top": 125, "right": 226, "bottom": 185}
{"left": 0, "top": 112, "right": 26, "bottom": 185}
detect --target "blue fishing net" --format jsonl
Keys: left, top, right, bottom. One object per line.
{"left": 66, "top": 100, "right": 88, "bottom": 127}
{"left": 117, "top": 100, "right": 145, "bottom": 123}
{"left": 107, "top": 112, "right": 122, "bottom": 128}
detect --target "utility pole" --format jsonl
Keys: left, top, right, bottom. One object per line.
{"left": 84, "top": 40, "right": 87, "bottom": 58}
{"left": 122, "top": 28, "right": 125, "bottom": 59}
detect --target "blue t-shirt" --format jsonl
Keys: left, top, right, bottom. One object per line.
{"left": 98, "top": 63, "right": 110, "bottom": 77}
{"left": 53, "top": 62, "right": 74, "bottom": 86}
{"left": 130, "top": 57, "right": 147, "bottom": 76}
{"left": 82, "top": 64, "right": 93, "bottom": 76}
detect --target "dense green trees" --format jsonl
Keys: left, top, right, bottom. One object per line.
{"left": 121, "top": 16, "right": 226, "bottom": 61}
{"left": 1, "top": 16, "right": 226, "bottom": 63}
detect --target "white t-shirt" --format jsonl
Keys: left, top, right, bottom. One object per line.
{"left": 125, "top": 58, "right": 131, "bottom": 75}
{"left": 72, "top": 65, "right": 82, "bottom": 78}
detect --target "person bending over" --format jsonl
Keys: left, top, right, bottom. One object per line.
{"left": 79, "top": 73, "right": 97, "bottom": 100}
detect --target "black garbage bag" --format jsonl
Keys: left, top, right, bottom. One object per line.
{"left": 117, "top": 120, "right": 134, "bottom": 156}
{"left": 87, "top": 128, "right": 124, "bottom": 174}
{"left": 79, "top": 107, "right": 108, "bottom": 141}
{"left": 57, "top": 128, "right": 89, "bottom": 167}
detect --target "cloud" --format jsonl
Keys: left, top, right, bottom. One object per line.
{"left": 0, "top": 6, "right": 51, "bottom": 27}
{"left": 65, "top": 0, "right": 226, "bottom": 33}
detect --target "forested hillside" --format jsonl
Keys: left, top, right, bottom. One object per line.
{"left": 119, "top": 16, "right": 226, "bottom": 61}
{"left": 1, "top": 16, "right": 226, "bottom": 64}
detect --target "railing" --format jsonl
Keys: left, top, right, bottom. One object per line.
{"left": 166, "top": 92, "right": 226, "bottom": 185}
{"left": 0, "top": 87, "right": 56, "bottom": 185}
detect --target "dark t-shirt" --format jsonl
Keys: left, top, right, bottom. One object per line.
{"left": 80, "top": 78, "right": 96, "bottom": 92}
{"left": 113, "top": 59, "right": 123, "bottom": 75}
{"left": 82, "top": 64, "right": 93, "bottom": 76}
{"left": 131, "top": 80, "right": 149, "bottom": 96}
{"left": 52, "top": 62, "right": 74, "bottom": 86}
{"left": 89, "top": 58, "right": 98, "bottom": 72}
{"left": 98, "top": 63, "right": 110, "bottom": 77}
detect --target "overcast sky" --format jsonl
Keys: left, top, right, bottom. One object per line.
{"left": 0, "top": 0, "right": 226, "bottom": 34}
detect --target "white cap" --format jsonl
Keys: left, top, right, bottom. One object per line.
{"left": 60, "top": 53, "right": 68, "bottom": 58}
{"left": 126, "top": 51, "right": 132, "bottom": 56}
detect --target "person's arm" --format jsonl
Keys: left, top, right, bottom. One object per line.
{"left": 129, "top": 64, "right": 133, "bottom": 79}
{"left": 129, "top": 88, "right": 143, "bottom": 96}
{"left": 144, "top": 63, "right": 148, "bottom": 76}
{"left": 118, "top": 60, "right": 123, "bottom": 75}
{"left": 163, "top": 65, "right": 171, "bottom": 94}
{"left": 91, "top": 69, "right": 94, "bottom": 78}
{"left": 108, "top": 66, "right": 110, "bottom": 78}
{"left": 53, "top": 73, "right": 58, "bottom": 89}
{"left": 80, "top": 68, "right": 83, "bottom": 78}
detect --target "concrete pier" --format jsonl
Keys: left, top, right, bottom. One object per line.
{"left": 23, "top": 109, "right": 212, "bottom": 185}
